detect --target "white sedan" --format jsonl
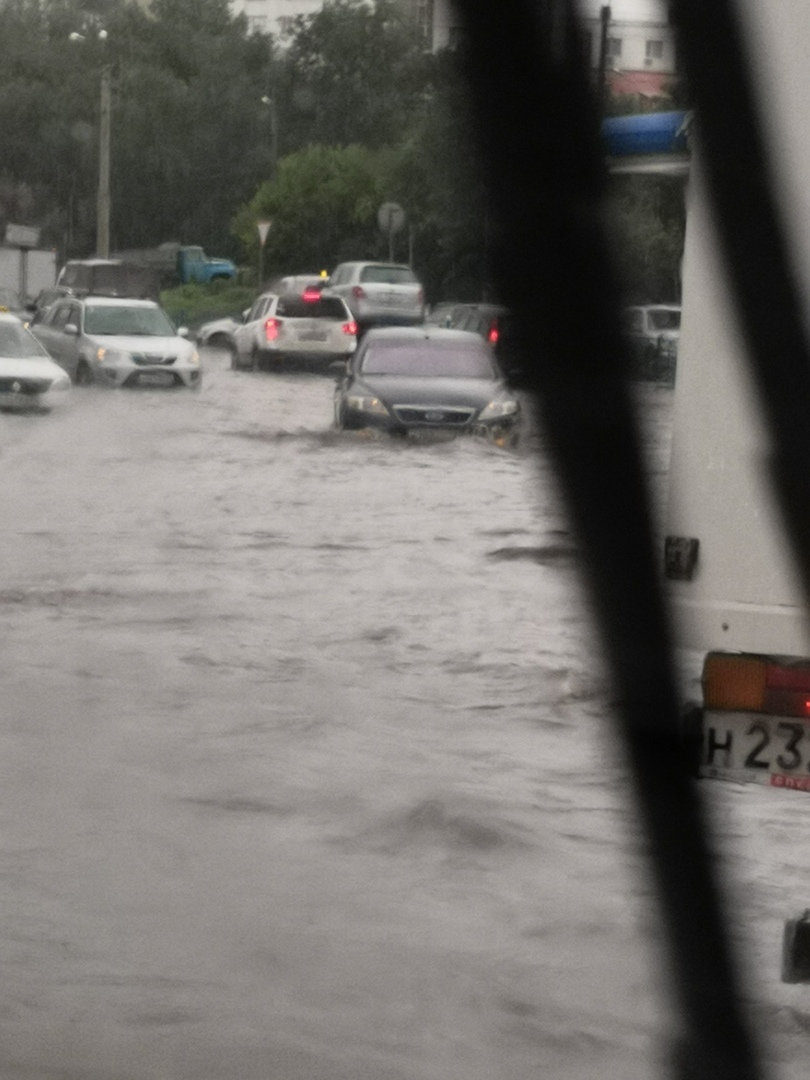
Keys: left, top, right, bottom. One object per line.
{"left": 0, "top": 313, "right": 71, "bottom": 411}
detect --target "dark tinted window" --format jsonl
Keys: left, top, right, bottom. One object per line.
{"left": 48, "top": 303, "right": 72, "bottom": 329}
{"left": 361, "top": 339, "right": 496, "bottom": 378}
{"left": 275, "top": 295, "right": 347, "bottom": 319}
{"left": 359, "top": 265, "right": 417, "bottom": 285}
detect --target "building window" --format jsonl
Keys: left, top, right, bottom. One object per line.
{"left": 645, "top": 39, "right": 664, "bottom": 60}
{"left": 607, "top": 37, "right": 623, "bottom": 58}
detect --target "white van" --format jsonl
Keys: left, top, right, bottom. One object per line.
{"left": 665, "top": 0, "right": 810, "bottom": 791}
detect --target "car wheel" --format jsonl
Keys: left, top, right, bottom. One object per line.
{"left": 74, "top": 361, "right": 93, "bottom": 386}
{"left": 250, "top": 347, "right": 262, "bottom": 372}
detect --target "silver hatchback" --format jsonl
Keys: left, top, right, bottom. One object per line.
{"left": 32, "top": 297, "right": 202, "bottom": 389}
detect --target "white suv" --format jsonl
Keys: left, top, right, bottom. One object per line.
{"left": 231, "top": 289, "right": 357, "bottom": 371}
{"left": 328, "top": 262, "right": 425, "bottom": 331}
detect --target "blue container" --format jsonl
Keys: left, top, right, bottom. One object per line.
{"left": 602, "top": 111, "right": 689, "bottom": 157}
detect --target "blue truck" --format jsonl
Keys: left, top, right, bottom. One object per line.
{"left": 111, "top": 242, "right": 238, "bottom": 288}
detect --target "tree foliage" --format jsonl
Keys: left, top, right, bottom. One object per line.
{"left": 0, "top": 0, "right": 271, "bottom": 258}
{"left": 0, "top": 0, "right": 683, "bottom": 307}
{"left": 234, "top": 144, "right": 404, "bottom": 279}
{"left": 277, "top": 0, "right": 432, "bottom": 151}
{"left": 607, "top": 174, "right": 686, "bottom": 303}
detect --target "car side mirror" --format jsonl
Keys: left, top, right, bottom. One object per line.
{"left": 64, "top": 323, "right": 79, "bottom": 335}
{"left": 178, "top": 326, "right": 189, "bottom": 337}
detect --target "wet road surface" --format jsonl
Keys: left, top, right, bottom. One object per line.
{"left": 0, "top": 351, "right": 806, "bottom": 1080}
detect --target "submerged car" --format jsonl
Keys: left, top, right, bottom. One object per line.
{"left": 328, "top": 261, "right": 425, "bottom": 331}
{"left": 333, "top": 327, "right": 520, "bottom": 437}
{"left": 231, "top": 289, "right": 357, "bottom": 371}
{"left": 0, "top": 313, "right": 71, "bottom": 411}
{"left": 31, "top": 296, "right": 202, "bottom": 389}
{"left": 195, "top": 314, "right": 242, "bottom": 357}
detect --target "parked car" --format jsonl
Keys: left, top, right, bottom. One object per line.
{"left": 438, "top": 302, "right": 526, "bottom": 384}
{"left": 28, "top": 286, "right": 74, "bottom": 324}
{"left": 31, "top": 296, "right": 202, "bottom": 389}
{"left": 333, "top": 326, "right": 521, "bottom": 438}
{"left": 0, "top": 313, "right": 71, "bottom": 411}
{"left": 230, "top": 289, "right": 357, "bottom": 371}
{"left": 622, "top": 303, "right": 680, "bottom": 382}
{"left": 195, "top": 314, "right": 242, "bottom": 358}
{"left": 328, "top": 261, "right": 425, "bottom": 331}
{"left": 268, "top": 273, "right": 329, "bottom": 294}
{"left": 56, "top": 259, "right": 161, "bottom": 301}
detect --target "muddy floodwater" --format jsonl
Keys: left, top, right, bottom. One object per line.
{"left": 0, "top": 350, "right": 808, "bottom": 1080}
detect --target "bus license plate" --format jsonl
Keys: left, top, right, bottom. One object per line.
{"left": 701, "top": 709, "right": 810, "bottom": 792}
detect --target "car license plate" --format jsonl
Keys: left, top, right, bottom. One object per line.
{"left": 139, "top": 371, "right": 174, "bottom": 387}
{"left": 700, "top": 709, "right": 810, "bottom": 791}
{"left": 297, "top": 330, "right": 328, "bottom": 342}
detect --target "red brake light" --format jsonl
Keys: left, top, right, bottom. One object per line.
{"left": 342, "top": 320, "right": 357, "bottom": 336}
{"left": 352, "top": 285, "right": 366, "bottom": 300}
{"left": 302, "top": 287, "right": 320, "bottom": 302}
{"left": 265, "top": 317, "right": 282, "bottom": 342}
{"left": 488, "top": 323, "right": 500, "bottom": 345}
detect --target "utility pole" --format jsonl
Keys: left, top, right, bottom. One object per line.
{"left": 97, "top": 62, "right": 112, "bottom": 258}
{"left": 597, "top": 5, "right": 611, "bottom": 113}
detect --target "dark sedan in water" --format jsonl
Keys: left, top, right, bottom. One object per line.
{"left": 333, "top": 327, "right": 520, "bottom": 437}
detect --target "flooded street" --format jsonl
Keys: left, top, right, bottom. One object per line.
{"left": 0, "top": 351, "right": 807, "bottom": 1080}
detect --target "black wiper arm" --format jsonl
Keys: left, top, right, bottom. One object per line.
{"left": 453, "top": 1, "right": 764, "bottom": 1076}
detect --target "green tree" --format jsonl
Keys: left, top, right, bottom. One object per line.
{"left": 233, "top": 143, "right": 403, "bottom": 279}
{"left": 607, "top": 173, "right": 686, "bottom": 303}
{"left": 0, "top": 0, "right": 274, "bottom": 259}
{"left": 278, "top": 0, "right": 433, "bottom": 152}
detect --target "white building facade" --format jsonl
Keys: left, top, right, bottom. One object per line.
{"left": 230, "top": 0, "right": 324, "bottom": 38}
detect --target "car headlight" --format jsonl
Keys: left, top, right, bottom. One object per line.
{"left": 478, "top": 397, "right": 519, "bottom": 420}
{"left": 187, "top": 349, "right": 201, "bottom": 365}
{"left": 346, "top": 394, "right": 389, "bottom": 416}
{"left": 96, "top": 346, "right": 130, "bottom": 365}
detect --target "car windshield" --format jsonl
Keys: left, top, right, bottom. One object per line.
{"left": 359, "top": 265, "right": 417, "bottom": 285}
{"left": 649, "top": 308, "right": 680, "bottom": 330}
{"left": 275, "top": 295, "right": 346, "bottom": 319}
{"left": 361, "top": 340, "right": 497, "bottom": 378}
{"left": 0, "top": 321, "right": 49, "bottom": 358}
{"left": 83, "top": 305, "right": 176, "bottom": 336}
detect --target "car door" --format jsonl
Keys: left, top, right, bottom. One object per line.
{"left": 233, "top": 295, "right": 273, "bottom": 362}
{"left": 31, "top": 301, "right": 81, "bottom": 379}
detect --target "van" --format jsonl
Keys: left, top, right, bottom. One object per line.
{"left": 664, "top": 0, "right": 810, "bottom": 791}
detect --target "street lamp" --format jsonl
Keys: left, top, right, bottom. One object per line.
{"left": 70, "top": 28, "right": 111, "bottom": 259}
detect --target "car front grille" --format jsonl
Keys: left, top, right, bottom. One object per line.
{"left": 392, "top": 404, "right": 476, "bottom": 426}
{"left": 131, "top": 353, "right": 177, "bottom": 366}
{"left": 0, "top": 376, "right": 52, "bottom": 394}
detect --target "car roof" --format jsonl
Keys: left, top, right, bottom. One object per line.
{"left": 80, "top": 296, "right": 160, "bottom": 308}
{"left": 362, "top": 326, "right": 481, "bottom": 344}
{"left": 62, "top": 258, "right": 125, "bottom": 269}
{"left": 338, "top": 261, "right": 413, "bottom": 270}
